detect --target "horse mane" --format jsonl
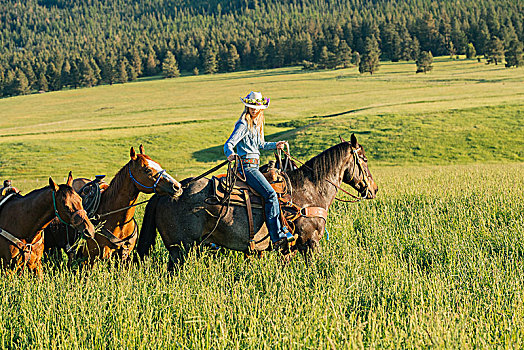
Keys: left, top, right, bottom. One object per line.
{"left": 287, "top": 142, "right": 351, "bottom": 185}
{"left": 103, "top": 154, "right": 153, "bottom": 202}
{"left": 17, "top": 186, "right": 48, "bottom": 199}
{"left": 103, "top": 160, "right": 132, "bottom": 202}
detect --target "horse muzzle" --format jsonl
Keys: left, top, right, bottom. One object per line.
{"left": 71, "top": 210, "right": 96, "bottom": 239}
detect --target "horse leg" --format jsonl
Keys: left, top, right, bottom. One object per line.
{"left": 167, "top": 241, "right": 193, "bottom": 272}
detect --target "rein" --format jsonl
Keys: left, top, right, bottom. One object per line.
{"left": 198, "top": 155, "right": 245, "bottom": 245}
{"left": 183, "top": 160, "right": 230, "bottom": 189}
{"left": 93, "top": 199, "right": 150, "bottom": 220}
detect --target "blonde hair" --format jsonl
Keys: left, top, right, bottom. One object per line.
{"left": 241, "top": 107, "right": 265, "bottom": 135}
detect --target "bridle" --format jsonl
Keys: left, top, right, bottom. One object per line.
{"left": 282, "top": 145, "right": 372, "bottom": 202}
{"left": 345, "top": 146, "right": 372, "bottom": 200}
{"left": 128, "top": 165, "right": 165, "bottom": 194}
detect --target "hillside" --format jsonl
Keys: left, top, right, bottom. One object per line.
{"left": 0, "top": 58, "right": 522, "bottom": 187}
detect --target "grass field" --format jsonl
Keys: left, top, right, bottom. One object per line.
{"left": 0, "top": 58, "right": 523, "bottom": 348}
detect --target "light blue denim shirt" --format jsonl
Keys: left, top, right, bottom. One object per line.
{"left": 224, "top": 118, "right": 277, "bottom": 159}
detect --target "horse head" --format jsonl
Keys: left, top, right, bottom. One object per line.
{"left": 128, "top": 145, "right": 183, "bottom": 197}
{"left": 49, "top": 172, "right": 96, "bottom": 239}
{"left": 341, "top": 134, "right": 378, "bottom": 199}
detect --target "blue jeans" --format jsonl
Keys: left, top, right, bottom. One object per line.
{"left": 242, "top": 165, "right": 287, "bottom": 243}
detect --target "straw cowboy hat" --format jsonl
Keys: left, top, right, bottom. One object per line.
{"left": 240, "top": 91, "right": 270, "bottom": 109}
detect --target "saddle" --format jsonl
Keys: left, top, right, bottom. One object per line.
{"left": 210, "top": 162, "right": 291, "bottom": 210}
{"left": 77, "top": 175, "right": 108, "bottom": 218}
{"left": 207, "top": 158, "right": 327, "bottom": 250}
{"left": 0, "top": 180, "right": 20, "bottom": 213}
{"left": 76, "top": 175, "right": 136, "bottom": 255}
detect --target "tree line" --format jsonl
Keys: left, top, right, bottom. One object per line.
{"left": 0, "top": 0, "right": 523, "bottom": 97}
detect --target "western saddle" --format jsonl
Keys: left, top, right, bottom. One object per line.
{"left": 207, "top": 158, "right": 328, "bottom": 250}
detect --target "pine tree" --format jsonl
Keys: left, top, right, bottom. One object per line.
{"left": 131, "top": 48, "right": 143, "bottom": 76}
{"left": 319, "top": 46, "right": 330, "bottom": 69}
{"left": 37, "top": 72, "right": 48, "bottom": 92}
{"left": 46, "top": 62, "right": 61, "bottom": 91}
{"left": 61, "top": 60, "right": 71, "bottom": 87}
{"left": 203, "top": 47, "right": 218, "bottom": 74}
{"left": 505, "top": 40, "right": 524, "bottom": 68}
{"left": 80, "top": 58, "right": 96, "bottom": 87}
{"left": 69, "top": 60, "right": 80, "bottom": 89}
{"left": 3, "top": 70, "right": 16, "bottom": 96}
{"left": 145, "top": 50, "right": 158, "bottom": 76}
{"left": 416, "top": 51, "right": 433, "bottom": 73}
{"left": 128, "top": 65, "right": 138, "bottom": 81}
{"left": 90, "top": 58, "right": 101, "bottom": 84}
{"left": 486, "top": 37, "right": 504, "bottom": 65}
{"left": 226, "top": 44, "right": 240, "bottom": 72}
{"left": 162, "top": 51, "right": 180, "bottom": 78}
{"left": 116, "top": 59, "right": 129, "bottom": 83}
{"left": 0, "top": 67, "right": 4, "bottom": 97}
{"left": 22, "top": 63, "right": 37, "bottom": 89}
{"left": 338, "top": 40, "right": 352, "bottom": 68}
{"left": 13, "top": 69, "right": 30, "bottom": 95}
{"left": 359, "top": 36, "right": 380, "bottom": 74}
{"left": 466, "top": 43, "right": 477, "bottom": 59}
{"left": 100, "top": 55, "right": 116, "bottom": 85}
{"left": 351, "top": 52, "right": 361, "bottom": 66}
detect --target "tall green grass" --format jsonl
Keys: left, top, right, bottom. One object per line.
{"left": 0, "top": 59, "right": 522, "bottom": 348}
{"left": 0, "top": 164, "right": 522, "bottom": 348}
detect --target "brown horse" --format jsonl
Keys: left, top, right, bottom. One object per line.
{"left": 45, "top": 145, "right": 182, "bottom": 264}
{"left": 137, "top": 134, "right": 378, "bottom": 270}
{"left": 0, "top": 172, "right": 95, "bottom": 276}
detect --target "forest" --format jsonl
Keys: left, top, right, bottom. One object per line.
{"left": 0, "top": 0, "right": 523, "bottom": 97}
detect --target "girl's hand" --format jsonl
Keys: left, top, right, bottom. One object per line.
{"left": 227, "top": 154, "right": 236, "bottom": 162}
{"left": 276, "top": 141, "right": 288, "bottom": 150}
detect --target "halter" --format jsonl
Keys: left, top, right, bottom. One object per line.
{"left": 52, "top": 190, "right": 87, "bottom": 226}
{"left": 128, "top": 165, "right": 165, "bottom": 193}
{"left": 53, "top": 190, "right": 69, "bottom": 225}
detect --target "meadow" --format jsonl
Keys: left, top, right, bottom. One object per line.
{"left": 0, "top": 58, "right": 523, "bottom": 348}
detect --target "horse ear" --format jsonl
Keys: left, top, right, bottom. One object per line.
{"left": 350, "top": 133, "right": 358, "bottom": 147}
{"left": 66, "top": 171, "right": 73, "bottom": 186}
{"left": 49, "top": 177, "right": 59, "bottom": 192}
{"left": 339, "top": 135, "right": 346, "bottom": 143}
{"left": 130, "top": 147, "right": 137, "bottom": 160}
{"left": 139, "top": 144, "right": 145, "bottom": 154}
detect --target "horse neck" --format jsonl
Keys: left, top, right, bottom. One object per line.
{"left": 2, "top": 187, "right": 55, "bottom": 240}
{"left": 288, "top": 144, "right": 353, "bottom": 209}
{"left": 98, "top": 162, "right": 139, "bottom": 225}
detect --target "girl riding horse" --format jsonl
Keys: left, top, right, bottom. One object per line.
{"left": 224, "top": 91, "right": 295, "bottom": 251}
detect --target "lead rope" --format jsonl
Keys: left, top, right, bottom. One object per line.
{"left": 198, "top": 155, "right": 244, "bottom": 245}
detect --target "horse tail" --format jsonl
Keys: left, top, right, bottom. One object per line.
{"left": 137, "top": 194, "right": 160, "bottom": 258}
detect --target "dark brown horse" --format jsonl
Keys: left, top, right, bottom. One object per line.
{"left": 45, "top": 145, "right": 182, "bottom": 264}
{"left": 0, "top": 172, "right": 95, "bottom": 276}
{"left": 137, "top": 134, "right": 378, "bottom": 270}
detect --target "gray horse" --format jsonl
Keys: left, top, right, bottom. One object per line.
{"left": 137, "top": 134, "right": 378, "bottom": 269}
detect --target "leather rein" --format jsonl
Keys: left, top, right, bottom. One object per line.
{"left": 281, "top": 145, "right": 371, "bottom": 203}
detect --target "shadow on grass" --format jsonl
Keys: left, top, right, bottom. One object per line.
{"left": 191, "top": 129, "right": 296, "bottom": 163}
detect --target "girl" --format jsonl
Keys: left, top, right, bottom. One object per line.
{"left": 224, "top": 91, "right": 294, "bottom": 251}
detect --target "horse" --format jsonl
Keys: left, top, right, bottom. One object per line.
{"left": 44, "top": 145, "right": 183, "bottom": 264}
{"left": 136, "top": 134, "right": 378, "bottom": 270}
{"left": 0, "top": 172, "right": 95, "bottom": 277}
